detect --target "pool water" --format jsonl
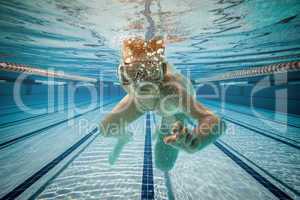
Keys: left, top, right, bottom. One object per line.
{"left": 0, "top": 0, "right": 300, "bottom": 200}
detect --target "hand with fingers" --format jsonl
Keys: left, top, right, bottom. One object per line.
{"left": 163, "top": 116, "right": 226, "bottom": 153}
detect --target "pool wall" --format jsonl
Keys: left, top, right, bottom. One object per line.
{"left": 196, "top": 71, "right": 300, "bottom": 115}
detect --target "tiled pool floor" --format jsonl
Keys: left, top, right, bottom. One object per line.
{"left": 0, "top": 100, "right": 299, "bottom": 200}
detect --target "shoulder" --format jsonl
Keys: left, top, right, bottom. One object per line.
{"left": 161, "top": 72, "right": 195, "bottom": 96}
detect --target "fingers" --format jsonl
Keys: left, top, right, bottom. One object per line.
{"left": 163, "top": 124, "right": 194, "bottom": 147}
{"left": 163, "top": 118, "right": 225, "bottom": 153}
{"left": 162, "top": 121, "right": 183, "bottom": 144}
{"left": 171, "top": 121, "right": 183, "bottom": 134}
{"left": 163, "top": 134, "right": 177, "bottom": 144}
{"left": 183, "top": 129, "right": 195, "bottom": 146}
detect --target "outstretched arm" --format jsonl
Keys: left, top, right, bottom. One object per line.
{"left": 100, "top": 94, "right": 144, "bottom": 137}
{"left": 163, "top": 84, "right": 225, "bottom": 153}
{"left": 99, "top": 94, "right": 144, "bottom": 165}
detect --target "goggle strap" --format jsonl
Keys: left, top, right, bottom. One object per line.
{"left": 118, "top": 65, "right": 130, "bottom": 85}
{"left": 162, "top": 62, "right": 167, "bottom": 75}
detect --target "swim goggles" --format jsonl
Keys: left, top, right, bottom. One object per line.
{"left": 117, "top": 61, "right": 167, "bottom": 85}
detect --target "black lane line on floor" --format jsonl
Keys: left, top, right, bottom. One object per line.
{"left": 141, "top": 113, "right": 154, "bottom": 200}
{"left": 0, "top": 99, "right": 118, "bottom": 150}
{"left": 202, "top": 100, "right": 300, "bottom": 129}
{"left": 0, "top": 127, "right": 99, "bottom": 200}
{"left": 220, "top": 140, "right": 300, "bottom": 196}
{"left": 152, "top": 115, "right": 175, "bottom": 200}
{"left": 0, "top": 98, "right": 93, "bottom": 128}
{"left": 183, "top": 116, "right": 294, "bottom": 199}
{"left": 224, "top": 117, "right": 300, "bottom": 150}
{"left": 214, "top": 141, "right": 293, "bottom": 200}
{"left": 224, "top": 115, "right": 299, "bottom": 144}
{"left": 29, "top": 132, "right": 100, "bottom": 200}
{"left": 203, "top": 102, "right": 300, "bottom": 146}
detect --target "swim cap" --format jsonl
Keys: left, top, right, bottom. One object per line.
{"left": 118, "top": 36, "right": 167, "bottom": 85}
{"left": 122, "top": 36, "right": 165, "bottom": 64}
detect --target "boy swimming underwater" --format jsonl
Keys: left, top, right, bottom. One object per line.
{"left": 99, "top": 36, "right": 226, "bottom": 171}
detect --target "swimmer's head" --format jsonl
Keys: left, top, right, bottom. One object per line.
{"left": 118, "top": 36, "right": 167, "bottom": 85}
{"left": 122, "top": 36, "right": 165, "bottom": 63}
